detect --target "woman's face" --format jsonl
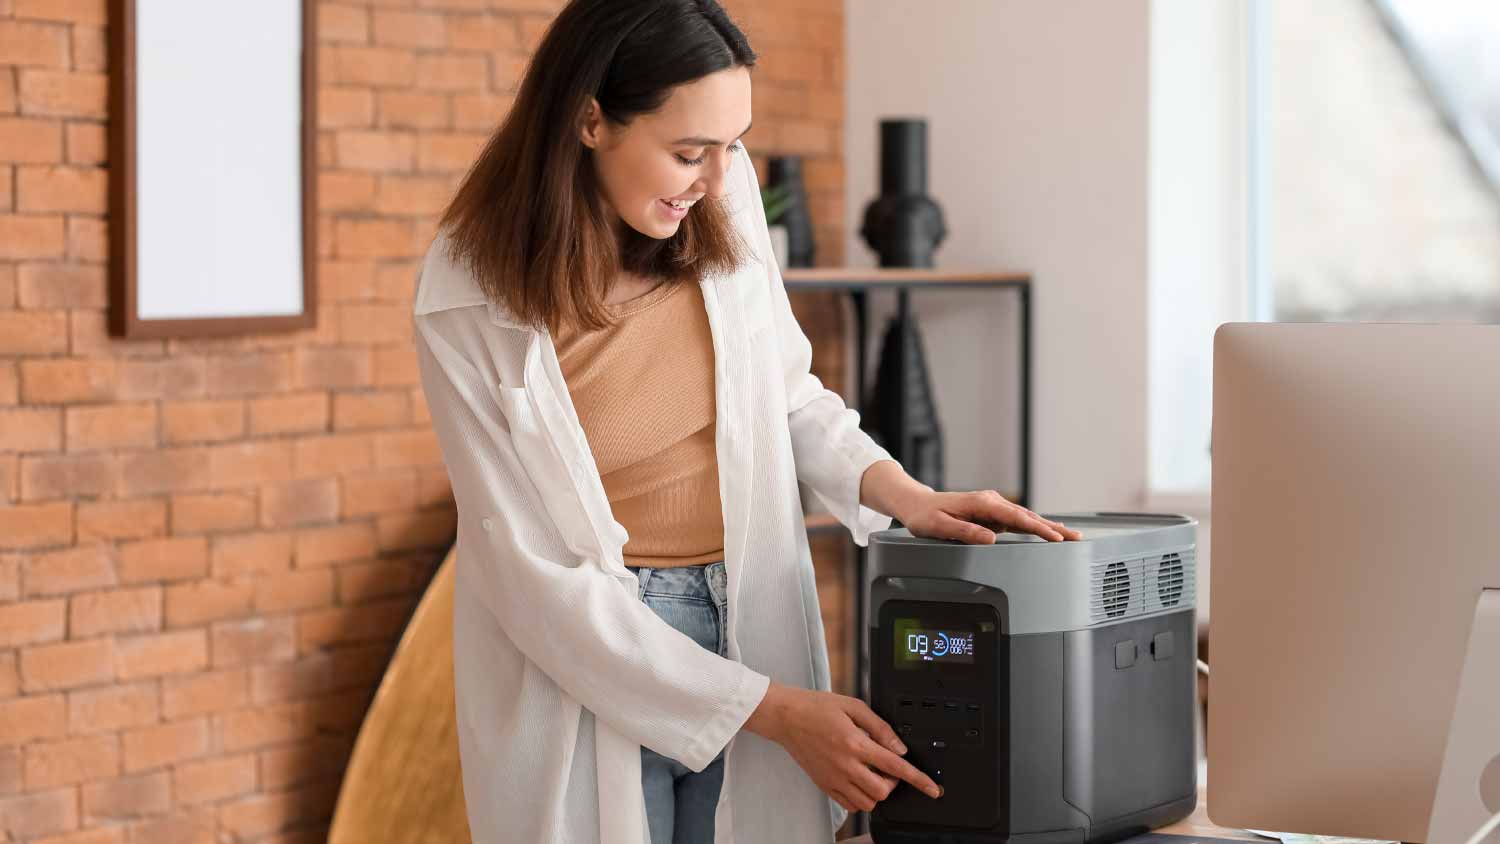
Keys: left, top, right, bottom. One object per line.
{"left": 580, "top": 66, "right": 753, "bottom": 240}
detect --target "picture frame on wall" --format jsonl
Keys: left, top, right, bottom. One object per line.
{"left": 108, "top": 0, "right": 317, "bottom": 339}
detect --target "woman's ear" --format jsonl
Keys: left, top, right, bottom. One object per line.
{"left": 578, "top": 97, "right": 604, "bottom": 150}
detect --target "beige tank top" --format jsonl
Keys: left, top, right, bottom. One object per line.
{"left": 551, "top": 280, "right": 725, "bottom": 568}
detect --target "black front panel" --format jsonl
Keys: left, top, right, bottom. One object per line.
{"left": 871, "top": 599, "right": 1009, "bottom": 832}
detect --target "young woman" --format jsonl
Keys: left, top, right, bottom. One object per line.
{"left": 412, "top": 1, "right": 1081, "bottom": 842}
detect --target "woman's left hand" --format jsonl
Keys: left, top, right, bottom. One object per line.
{"left": 898, "top": 489, "right": 1083, "bottom": 544}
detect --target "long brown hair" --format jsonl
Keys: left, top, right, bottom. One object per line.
{"left": 437, "top": 0, "right": 758, "bottom": 334}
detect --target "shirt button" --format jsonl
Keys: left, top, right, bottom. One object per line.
{"left": 481, "top": 518, "right": 493, "bottom": 531}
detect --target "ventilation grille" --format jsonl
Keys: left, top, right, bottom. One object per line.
{"left": 1088, "top": 547, "right": 1195, "bottom": 623}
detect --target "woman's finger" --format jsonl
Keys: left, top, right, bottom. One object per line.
{"left": 932, "top": 510, "right": 995, "bottom": 544}
{"left": 861, "top": 739, "right": 942, "bottom": 799}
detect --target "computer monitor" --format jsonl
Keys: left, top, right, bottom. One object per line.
{"left": 1207, "top": 322, "right": 1500, "bottom": 844}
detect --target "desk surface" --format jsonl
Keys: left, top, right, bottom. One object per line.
{"left": 843, "top": 762, "right": 1261, "bottom": 843}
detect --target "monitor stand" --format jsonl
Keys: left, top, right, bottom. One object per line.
{"left": 1426, "top": 588, "right": 1500, "bottom": 844}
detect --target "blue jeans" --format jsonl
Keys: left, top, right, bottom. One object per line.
{"left": 626, "top": 561, "right": 729, "bottom": 844}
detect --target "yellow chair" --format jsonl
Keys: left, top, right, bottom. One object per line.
{"left": 329, "top": 548, "right": 471, "bottom": 844}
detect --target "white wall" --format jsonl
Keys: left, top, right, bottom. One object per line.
{"left": 845, "top": 0, "right": 1152, "bottom": 512}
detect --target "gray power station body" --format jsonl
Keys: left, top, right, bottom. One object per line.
{"left": 866, "top": 513, "right": 1199, "bottom": 844}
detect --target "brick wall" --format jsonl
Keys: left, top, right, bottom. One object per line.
{"left": 0, "top": 0, "right": 849, "bottom": 840}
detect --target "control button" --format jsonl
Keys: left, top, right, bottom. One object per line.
{"left": 1115, "top": 640, "right": 1137, "bottom": 669}
{"left": 964, "top": 729, "right": 979, "bottom": 738}
{"left": 921, "top": 699, "right": 937, "bottom": 709}
{"left": 965, "top": 702, "right": 980, "bottom": 712}
{"left": 943, "top": 701, "right": 959, "bottom": 712}
{"left": 898, "top": 723, "right": 913, "bottom": 735}
{"left": 1152, "top": 632, "right": 1175, "bottom": 661}
{"left": 898, "top": 698, "right": 914, "bottom": 708}
{"left": 931, "top": 740, "right": 946, "bottom": 750}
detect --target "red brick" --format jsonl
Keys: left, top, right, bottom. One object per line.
{"left": 0, "top": 364, "right": 17, "bottom": 405}
{"left": 297, "top": 596, "right": 412, "bottom": 651}
{"left": 23, "top": 733, "right": 118, "bottom": 788}
{"left": 217, "top": 779, "right": 339, "bottom": 840}
{"left": 123, "top": 809, "right": 216, "bottom": 844}
{"left": 448, "top": 15, "right": 519, "bottom": 52}
{"left": 0, "top": 652, "right": 14, "bottom": 700}
{"left": 0, "top": 407, "right": 63, "bottom": 452}
{"left": 204, "top": 352, "right": 292, "bottom": 397}
{"left": 116, "top": 447, "right": 211, "bottom": 496}
{"left": 0, "top": 694, "right": 67, "bottom": 745}
{"left": 0, "top": 116, "right": 63, "bottom": 163}
{"left": 172, "top": 753, "right": 257, "bottom": 806}
{"left": 340, "top": 469, "right": 416, "bottom": 516}
{"left": 0, "top": 554, "right": 16, "bottom": 601}
{"left": 115, "top": 629, "right": 207, "bottom": 680}
{"left": 371, "top": 260, "right": 422, "bottom": 301}
{"left": 21, "top": 452, "right": 116, "bottom": 500}
{"left": 69, "top": 586, "right": 161, "bottom": 638}
{"left": 324, "top": 45, "right": 415, "bottom": 88}
{"left": 65, "top": 215, "right": 106, "bottom": 262}
{"left": 373, "top": 10, "right": 445, "bottom": 48}
{"left": 293, "top": 522, "right": 376, "bottom": 568}
{"left": 0, "top": 214, "right": 65, "bottom": 260}
{"left": 0, "top": 309, "right": 68, "bottom": 353}
{"left": 116, "top": 357, "right": 204, "bottom": 400}
{"left": 373, "top": 429, "right": 442, "bottom": 468}
{"left": 211, "top": 531, "right": 293, "bottom": 578}
{"left": 33, "top": 827, "right": 127, "bottom": 844}
{"left": 64, "top": 403, "right": 157, "bottom": 452}
{"left": 0, "top": 745, "right": 16, "bottom": 794}
{"left": 161, "top": 399, "right": 245, "bottom": 444}
{"left": 14, "top": 0, "right": 108, "bottom": 25}
{"left": 377, "top": 92, "right": 449, "bottom": 131}
{"left": 294, "top": 346, "right": 371, "bottom": 389}
{"left": 257, "top": 736, "right": 352, "bottom": 791}
{"left": 414, "top": 53, "right": 486, "bottom": 92}
{"left": 80, "top": 770, "right": 169, "bottom": 821}
{"left": 293, "top": 433, "right": 372, "bottom": 477}
{"left": 0, "top": 500, "right": 71, "bottom": 549}
{"left": 169, "top": 493, "right": 256, "bottom": 535}
{"left": 68, "top": 311, "right": 169, "bottom": 358}
{"left": 334, "top": 218, "right": 420, "bottom": 259}
{"left": 0, "top": 598, "right": 64, "bottom": 648}
{"left": 210, "top": 616, "right": 297, "bottom": 668}
{"left": 318, "top": 4, "right": 369, "bottom": 44}
{"left": 164, "top": 579, "right": 252, "bottom": 628}
{"left": 71, "top": 24, "right": 107, "bottom": 72}
{"left": 20, "top": 638, "right": 113, "bottom": 692}
{"left": 161, "top": 669, "right": 248, "bottom": 720}
{"left": 254, "top": 568, "right": 334, "bottom": 614}
{"left": 16, "top": 165, "right": 107, "bottom": 213}
{"left": 453, "top": 91, "right": 515, "bottom": 130}
{"left": 418, "top": 131, "right": 487, "bottom": 172}
{"left": 372, "top": 509, "right": 447, "bottom": 554}
{"left": 18, "top": 69, "right": 106, "bottom": 118}
{"left": 120, "top": 718, "right": 209, "bottom": 773}
{"left": 0, "top": 786, "right": 78, "bottom": 838}
{"left": 337, "top": 557, "right": 430, "bottom": 604}
{"left": 260, "top": 478, "right": 339, "bottom": 528}
{"left": 214, "top": 700, "right": 312, "bottom": 753}
{"left": 67, "top": 682, "right": 157, "bottom": 734}
{"left": 20, "top": 358, "right": 115, "bottom": 403}
{"left": 23, "top": 543, "right": 113, "bottom": 596}
{"left": 76, "top": 498, "right": 166, "bottom": 542}
{"left": 208, "top": 441, "right": 293, "bottom": 488}
{"left": 248, "top": 392, "right": 328, "bottom": 436}
{"left": 251, "top": 644, "right": 384, "bottom": 706}
{"left": 116, "top": 536, "right": 208, "bottom": 584}
{"left": 318, "top": 171, "right": 377, "bottom": 212}
{"left": 64, "top": 123, "right": 109, "bottom": 169}
{"left": 332, "top": 389, "right": 409, "bottom": 430}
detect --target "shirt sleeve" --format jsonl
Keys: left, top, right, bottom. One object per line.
{"left": 738, "top": 147, "right": 898, "bottom": 547}
{"left": 413, "top": 309, "right": 770, "bottom": 772}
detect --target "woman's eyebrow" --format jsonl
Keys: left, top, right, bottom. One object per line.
{"left": 671, "top": 120, "right": 753, "bottom": 146}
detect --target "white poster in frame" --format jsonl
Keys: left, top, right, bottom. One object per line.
{"left": 109, "top": 0, "right": 317, "bottom": 338}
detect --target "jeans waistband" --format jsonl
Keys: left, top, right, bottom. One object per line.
{"left": 626, "top": 561, "right": 725, "bottom": 600}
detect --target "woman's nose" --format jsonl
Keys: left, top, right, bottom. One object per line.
{"left": 696, "top": 153, "right": 735, "bottom": 199}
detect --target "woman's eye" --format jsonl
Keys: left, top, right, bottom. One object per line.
{"left": 676, "top": 142, "right": 745, "bottom": 167}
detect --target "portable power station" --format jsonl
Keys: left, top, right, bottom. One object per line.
{"left": 866, "top": 512, "right": 1199, "bottom": 844}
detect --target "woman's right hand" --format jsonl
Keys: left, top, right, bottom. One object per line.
{"left": 742, "top": 681, "right": 943, "bottom": 813}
